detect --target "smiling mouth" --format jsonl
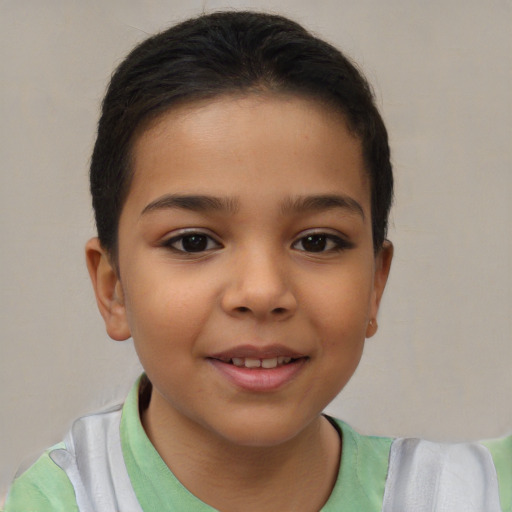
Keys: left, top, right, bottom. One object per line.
{"left": 229, "top": 356, "right": 297, "bottom": 369}
{"left": 208, "top": 352, "right": 307, "bottom": 391}
{"left": 209, "top": 355, "right": 306, "bottom": 369}
{"left": 209, "top": 346, "right": 307, "bottom": 371}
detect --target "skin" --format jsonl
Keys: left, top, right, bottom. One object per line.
{"left": 86, "top": 94, "right": 392, "bottom": 511}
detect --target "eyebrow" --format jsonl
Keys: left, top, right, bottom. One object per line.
{"left": 140, "top": 192, "right": 364, "bottom": 220}
{"left": 141, "top": 194, "right": 240, "bottom": 216}
{"left": 281, "top": 194, "right": 365, "bottom": 220}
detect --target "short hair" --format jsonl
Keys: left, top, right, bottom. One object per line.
{"left": 90, "top": 11, "right": 393, "bottom": 258}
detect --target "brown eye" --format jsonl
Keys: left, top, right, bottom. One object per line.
{"left": 181, "top": 235, "right": 209, "bottom": 252}
{"left": 293, "top": 233, "right": 350, "bottom": 253}
{"left": 165, "top": 233, "right": 221, "bottom": 253}
{"left": 301, "top": 235, "right": 328, "bottom": 252}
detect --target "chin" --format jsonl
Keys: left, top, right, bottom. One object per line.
{"left": 210, "top": 412, "right": 318, "bottom": 449}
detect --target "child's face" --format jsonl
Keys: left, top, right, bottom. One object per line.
{"left": 88, "top": 94, "right": 392, "bottom": 447}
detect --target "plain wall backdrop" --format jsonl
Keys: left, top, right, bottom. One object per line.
{"left": 1, "top": 0, "right": 511, "bottom": 498}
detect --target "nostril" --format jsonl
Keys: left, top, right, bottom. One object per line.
{"left": 272, "top": 307, "right": 287, "bottom": 314}
{"left": 235, "top": 306, "right": 250, "bottom": 313}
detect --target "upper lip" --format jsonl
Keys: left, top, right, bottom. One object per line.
{"left": 209, "top": 344, "right": 306, "bottom": 361}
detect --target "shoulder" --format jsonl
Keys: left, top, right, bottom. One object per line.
{"left": 329, "top": 416, "right": 394, "bottom": 461}
{"left": 4, "top": 403, "right": 125, "bottom": 512}
{"left": 4, "top": 443, "right": 79, "bottom": 512}
{"left": 482, "top": 434, "right": 512, "bottom": 512}
{"left": 326, "top": 417, "right": 512, "bottom": 512}
{"left": 323, "top": 417, "right": 393, "bottom": 510}
{"left": 382, "top": 436, "right": 506, "bottom": 512}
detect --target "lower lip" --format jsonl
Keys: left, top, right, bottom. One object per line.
{"left": 208, "top": 358, "right": 307, "bottom": 392}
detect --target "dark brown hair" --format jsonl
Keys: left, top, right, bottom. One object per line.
{"left": 90, "top": 11, "right": 393, "bottom": 257}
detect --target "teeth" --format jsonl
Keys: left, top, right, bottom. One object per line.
{"left": 261, "top": 357, "right": 278, "bottom": 369}
{"left": 230, "top": 357, "right": 293, "bottom": 368}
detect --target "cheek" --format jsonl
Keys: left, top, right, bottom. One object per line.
{"left": 122, "top": 265, "right": 220, "bottom": 348}
{"left": 304, "top": 269, "right": 374, "bottom": 334}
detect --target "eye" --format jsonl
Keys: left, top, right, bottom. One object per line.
{"left": 163, "top": 232, "right": 221, "bottom": 253}
{"left": 292, "top": 233, "right": 351, "bottom": 253}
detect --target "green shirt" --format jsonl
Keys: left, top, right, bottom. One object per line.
{"left": 4, "top": 376, "right": 391, "bottom": 511}
{"left": 5, "top": 376, "right": 511, "bottom": 511}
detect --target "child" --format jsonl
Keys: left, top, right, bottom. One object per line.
{"left": 4, "top": 10, "right": 510, "bottom": 512}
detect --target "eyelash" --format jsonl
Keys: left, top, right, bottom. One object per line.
{"left": 162, "top": 231, "right": 222, "bottom": 254}
{"left": 162, "top": 230, "right": 352, "bottom": 255}
{"left": 292, "top": 233, "right": 353, "bottom": 253}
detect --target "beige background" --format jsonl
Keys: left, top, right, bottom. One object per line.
{"left": 1, "top": 0, "right": 511, "bottom": 498}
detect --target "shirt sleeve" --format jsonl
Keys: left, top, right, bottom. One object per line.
{"left": 4, "top": 444, "right": 79, "bottom": 512}
{"left": 481, "top": 435, "right": 512, "bottom": 512}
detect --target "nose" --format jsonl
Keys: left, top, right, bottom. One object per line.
{"left": 221, "top": 248, "right": 298, "bottom": 321}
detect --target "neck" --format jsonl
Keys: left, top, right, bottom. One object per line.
{"left": 142, "top": 389, "right": 341, "bottom": 512}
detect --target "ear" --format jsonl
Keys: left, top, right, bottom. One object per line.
{"left": 366, "top": 240, "right": 393, "bottom": 338}
{"left": 85, "top": 238, "right": 131, "bottom": 341}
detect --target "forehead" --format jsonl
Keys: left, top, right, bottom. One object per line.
{"left": 127, "top": 94, "right": 369, "bottom": 214}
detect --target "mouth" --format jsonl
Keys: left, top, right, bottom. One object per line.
{"left": 209, "top": 345, "right": 307, "bottom": 368}
{"left": 207, "top": 347, "right": 308, "bottom": 391}
{"left": 224, "top": 356, "right": 297, "bottom": 369}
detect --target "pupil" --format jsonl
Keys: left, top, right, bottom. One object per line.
{"left": 303, "top": 235, "right": 326, "bottom": 252}
{"left": 182, "top": 235, "right": 207, "bottom": 252}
